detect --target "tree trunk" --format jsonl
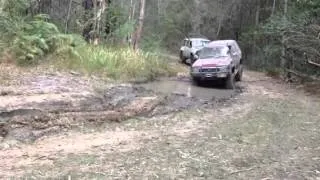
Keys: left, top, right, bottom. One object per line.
{"left": 81, "top": 0, "right": 108, "bottom": 44}
{"left": 157, "top": 0, "right": 161, "bottom": 25}
{"left": 281, "top": 0, "right": 289, "bottom": 78}
{"left": 0, "top": 0, "right": 4, "bottom": 13}
{"left": 133, "top": 0, "right": 146, "bottom": 50}
{"left": 255, "top": 0, "right": 261, "bottom": 26}
{"left": 271, "top": 0, "right": 276, "bottom": 16}
{"left": 94, "top": 0, "right": 108, "bottom": 45}
{"left": 192, "top": 0, "right": 201, "bottom": 35}
{"left": 284, "top": 0, "right": 288, "bottom": 14}
{"left": 82, "top": 0, "right": 94, "bottom": 42}
{"left": 127, "top": 0, "right": 135, "bottom": 45}
{"left": 64, "top": 0, "right": 73, "bottom": 33}
{"left": 92, "top": 0, "right": 97, "bottom": 44}
{"left": 216, "top": 0, "right": 223, "bottom": 37}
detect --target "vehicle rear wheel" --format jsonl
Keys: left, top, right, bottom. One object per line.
{"left": 180, "top": 51, "right": 186, "bottom": 64}
{"left": 235, "top": 65, "right": 243, "bottom": 81}
{"left": 190, "top": 54, "right": 195, "bottom": 65}
{"left": 225, "top": 74, "right": 235, "bottom": 89}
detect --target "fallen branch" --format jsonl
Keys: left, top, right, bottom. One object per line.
{"left": 307, "top": 60, "right": 320, "bottom": 68}
{"left": 303, "top": 52, "right": 320, "bottom": 68}
{"left": 286, "top": 69, "right": 320, "bottom": 81}
{"left": 229, "top": 166, "right": 258, "bottom": 175}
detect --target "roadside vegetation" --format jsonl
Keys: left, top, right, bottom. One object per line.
{"left": 0, "top": 1, "right": 319, "bottom": 179}
{"left": 0, "top": 0, "right": 177, "bottom": 81}
{"left": 58, "top": 46, "right": 177, "bottom": 81}
{"left": 1, "top": 0, "right": 319, "bottom": 82}
{"left": 241, "top": 0, "right": 320, "bottom": 79}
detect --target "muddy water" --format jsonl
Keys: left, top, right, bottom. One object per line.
{"left": 140, "top": 78, "right": 237, "bottom": 101}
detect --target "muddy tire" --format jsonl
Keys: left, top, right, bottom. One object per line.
{"left": 235, "top": 65, "right": 243, "bottom": 82}
{"left": 192, "top": 77, "right": 200, "bottom": 86}
{"left": 190, "top": 54, "right": 195, "bottom": 65}
{"left": 225, "top": 74, "right": 235, "bottom": 89}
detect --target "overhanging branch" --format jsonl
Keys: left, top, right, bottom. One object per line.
{"left": 307, "top": 60, "right": 320, "bottom": 68}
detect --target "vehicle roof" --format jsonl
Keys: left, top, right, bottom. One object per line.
{"left": 206, "top": 40, "right": 237, "bottom": 47}
{"left": 184, "top": 38, "right": 210, "bottom": 41}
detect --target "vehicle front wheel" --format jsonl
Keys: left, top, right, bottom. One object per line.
{"left": 225, "top": 74, "right": 235, "bottom": 89}
{"left": 192, "top": 77, "right": 200, "bottom": 86}
{"left": 235, "top": 65, "right": 243, "bottom": 81}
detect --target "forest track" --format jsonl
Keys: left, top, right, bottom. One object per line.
{"left": 0, "top": 64, "right": 237, "bottom": 143}
{"left": 0, "top": 64, "right": 319, "bottom": 179}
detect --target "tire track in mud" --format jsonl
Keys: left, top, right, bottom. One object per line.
{"left": 0, "top": 72, "right": 243, "bottom": 143}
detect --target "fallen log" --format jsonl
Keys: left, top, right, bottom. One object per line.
{"left": 286, "top": 69, "right": 320, "bottom": 81}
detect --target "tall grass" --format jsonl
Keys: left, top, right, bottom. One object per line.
{"left": 57, "top": 46, "right": 177, "bottom": 81}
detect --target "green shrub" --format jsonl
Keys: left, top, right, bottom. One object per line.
{"left": 0, "top": 0, "right": 85, "bottom": 65}
{"left": 0, "top": 0, "right": 177, "bottom": 81}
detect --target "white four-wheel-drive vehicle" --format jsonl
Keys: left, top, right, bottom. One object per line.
{"left": 179, "top": 38, "right": 210, "bottom": 64}
{"left": 190, "top": 40, "right": 243, "bottom": 89}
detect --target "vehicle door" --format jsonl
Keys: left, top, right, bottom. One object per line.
{"left": 183, "top": 39, "right": 192, "bottom": 58}
{"left": 235, "top": 42, "right": 242, "bottom": 64}
{"left": 230, "top": 43, "right": 241, "bottom": 70}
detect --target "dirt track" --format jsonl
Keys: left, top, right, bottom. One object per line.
{"left": 0, "top": 64, "right": 319, "bottom": 179}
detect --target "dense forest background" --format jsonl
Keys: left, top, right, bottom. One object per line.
{"left": 0, "top": 0, "right": 319, "bottom": 80}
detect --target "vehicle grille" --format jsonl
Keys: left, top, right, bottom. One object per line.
{"left": 200, "top": 68, "right": 219, "bottom": 73}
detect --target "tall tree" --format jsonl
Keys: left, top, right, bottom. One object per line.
{"left": 281, "top": 0, "right": 288, "bottom": 73}
{"left": 255, "top": 0, "right": 261, "bottom": 26}
{"left": 133, "top": 0, "right": 146, "bottom": 50}
{"left": 271, "top": 0, "right": 276, "bottom": 16}
{"left": 192, "top": 0, "right": 201, "bottom": 34}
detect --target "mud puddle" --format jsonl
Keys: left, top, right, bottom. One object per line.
{"left": 0, "top": 70, "right": 242, "bottom": 144}
{"left": 0, "top": 84, "right": 219, "bottom": 143}
{"left": 140, "top": 78, "right": 239, "bottom": 101}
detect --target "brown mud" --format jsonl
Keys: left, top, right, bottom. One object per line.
{"left": 0, "top": 65, "right": 241, "bottom": 143}
{"left": 0, "top": 64, "right": 319, "bottom": 179}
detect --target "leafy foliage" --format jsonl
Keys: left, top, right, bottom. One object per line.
{"left": 240, "top": 0, "right": 320, "bottom": 79}
{"left": 0, "top": 0, "right": 85, "bottom": 65}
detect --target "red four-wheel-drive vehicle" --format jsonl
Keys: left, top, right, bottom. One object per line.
{"left": 190, "top": 40, "right": 243, "bottom": 89}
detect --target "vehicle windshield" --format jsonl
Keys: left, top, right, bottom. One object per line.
{"left": 198, "top": 46, "right": 229, "bottom": 59}
{"left": 192, "top": 40, "right": 209, "bottom": 47}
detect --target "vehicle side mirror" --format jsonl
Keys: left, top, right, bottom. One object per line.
{"left": 194, "top": 54, "right": 199, "bottom": 60}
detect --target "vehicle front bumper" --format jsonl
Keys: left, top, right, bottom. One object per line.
{"left": 191, "top": 72, "right": 229, "bottom": 80}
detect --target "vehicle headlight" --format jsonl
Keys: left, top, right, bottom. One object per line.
{"left": 192, "top": 67, "right": 201, "bottom": 73}
{"left": 219, "top": 65, "right": 230, "bottom": 72}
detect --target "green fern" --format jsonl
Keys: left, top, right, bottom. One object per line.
{"left": 0, "top": 0, "right": 87, "bottom": 65}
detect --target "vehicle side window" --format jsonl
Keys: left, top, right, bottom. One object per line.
{"left": 201, "top": 41, "right": 207, "bottom": 46}
{"left": 235, "top": 43, "right": 241, "bottom": 55}
{"left": 231, "top": 44, "right": 237, "bottom": 54}
{"left": 183, "top": 40, "right": 188, "bottom": 46}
